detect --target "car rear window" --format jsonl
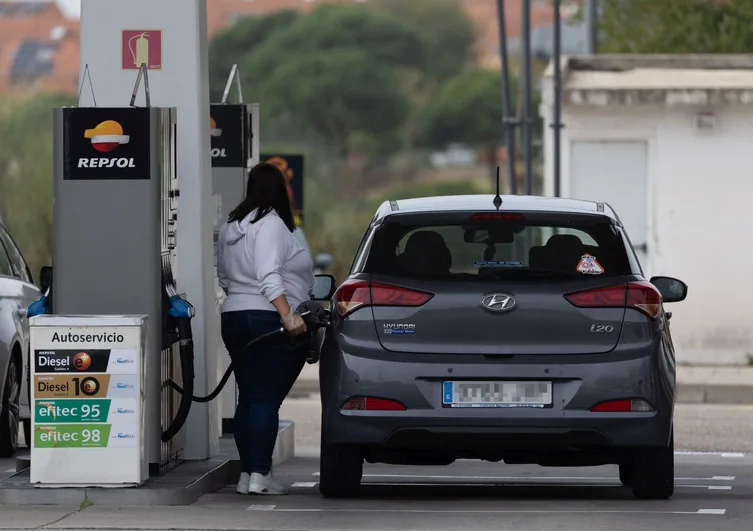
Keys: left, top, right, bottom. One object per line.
{"left": 363, "top": 211, "right": 633, "bottom": 280}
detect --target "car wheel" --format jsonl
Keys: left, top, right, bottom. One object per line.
{"left": 0, "top": 356, "right": 21, "bottom": 458}
{"left": 630, "top": 433, "right": 674, "bottom": 500}
{"left": 319, "top": 442, "right": 363, "bottom": 498}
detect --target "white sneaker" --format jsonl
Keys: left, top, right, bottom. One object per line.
{"left": 248, "top": 472, "right": 289, "bottom": 495}
{"left": 236, "top": 472, "right": 251, "bottom": 494}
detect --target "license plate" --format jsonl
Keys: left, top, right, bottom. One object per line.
{"left": 442, "top": 381, "right": 552, "bottom": 408}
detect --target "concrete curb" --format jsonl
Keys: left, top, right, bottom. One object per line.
{"left": 675, "top": 384, "right": 753, "bottom": 405}
{"left": 0, "top": 422, "right": 296, "bottom": 506}
{"left": 292, "top": 379, "right": 753, "bottom": 405}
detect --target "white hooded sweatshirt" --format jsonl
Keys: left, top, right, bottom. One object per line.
{"left": 217, "top": 209, "right": 315, "bottom": 314}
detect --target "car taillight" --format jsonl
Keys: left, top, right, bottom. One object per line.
{"left": 563, "top": 281, "right": 663, "bottom": 319}
{"left": 342, "top": 397, "right": 407, "bottom": 411}
{"left": 591, "top": 399, "right": 654, "bottom": 412}
{"left": 333, "top": 279, "right": 433, "bottom": 317}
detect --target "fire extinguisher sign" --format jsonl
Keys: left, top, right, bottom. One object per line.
{"left": 121, "top": 30, "right": 163, "bottom": 70}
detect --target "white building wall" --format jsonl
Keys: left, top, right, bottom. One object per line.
{"left": 543, "top": 102, "right": 753, "bottom": 365}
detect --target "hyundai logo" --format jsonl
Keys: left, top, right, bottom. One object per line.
{"left": 481, "top": 294, "right": 517, "bottom": 312}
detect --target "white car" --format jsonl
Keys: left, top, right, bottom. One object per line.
{"left": 0, "top": 223, "right": 42, "bottom": 456}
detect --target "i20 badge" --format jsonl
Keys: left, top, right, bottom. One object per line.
{"left": 481, "top": 294, "right": 517, "bottom": 313}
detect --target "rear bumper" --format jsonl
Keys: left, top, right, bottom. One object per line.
{"left": 320, "top": 348, "right": 674, "bottom": 452}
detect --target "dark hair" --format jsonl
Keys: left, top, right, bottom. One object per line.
{"left": 227, "top": 162, "right": 296, "bottom": 232}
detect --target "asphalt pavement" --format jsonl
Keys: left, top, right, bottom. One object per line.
{"left": 3, "top": 399, "right": 753, "bottom": 530}
{"left": 1, "top": 453, "right": 751, "bottom": 530}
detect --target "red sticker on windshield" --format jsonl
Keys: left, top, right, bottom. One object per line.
{"left": 576, "top": 254, "right": 604, "bottom": 275}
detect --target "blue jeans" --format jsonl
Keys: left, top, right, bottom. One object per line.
{"left": 220, "top": 310, "right": 307, "bottom": 475}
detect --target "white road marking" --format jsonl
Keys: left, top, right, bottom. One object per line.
{"left": 291, "top": 482, "right": 318, "bottom": 488}
{"left": 707, "top": 486, "right": 733, "bottom": 490}
{"left": 358, "top": 482, "right": 728, "bottom": 491}
{"left": 247, "top": 504, "right": 276, "bottom": 511}
{"left": 328, "top": 473, "right": 734, "bottom": 482}
{"left": 266, "top": 508, "right": 726, "bottom": 515}
{"left": 675, "top": 451, "right": 746, "bottom": 457}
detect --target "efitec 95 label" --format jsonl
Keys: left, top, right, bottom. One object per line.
{"left": 35, "top": 399, "right": 111, "bottom": 423}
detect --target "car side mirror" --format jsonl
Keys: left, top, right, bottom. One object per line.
{"left": 650, "top": 276, "right": 687, "bottom": 303}
{"left": 39, "top": 265, "right": 53, "bottom": 294}
{"left": 311, "top": 274, "right": 336, "bottom": 301}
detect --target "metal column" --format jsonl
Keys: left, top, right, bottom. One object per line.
{"left": 495, "top": 0, "right": 518, "bottom": 194}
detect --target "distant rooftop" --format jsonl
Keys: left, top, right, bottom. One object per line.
{"left": 543, "top": 55, "right": 753, "bottom": 107}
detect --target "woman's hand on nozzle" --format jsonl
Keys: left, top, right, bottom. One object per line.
{"left": 281, "top": 312, "right": 307, "bottom": 336}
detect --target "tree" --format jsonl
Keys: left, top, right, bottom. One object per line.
{"left": 207, "top": 10, "right": 299, "bottom": 101}
{"left": 598, "top": 0, "right": 753, "bottom": 53}
{"left": 422, "top": 68, "right": 512, "bottom": 182}
{"left": 242, "top": 3, "right": 425, "bottom": 83}
{"left": 369, "top": 0, "right": 476, "bottom": 83}
{"left": 0, "top": 92, "right": 76, "bottom": 277}
{"left": 422, "top": 68, "right": 505, "bottom": 147}
{"left": 258, "top": 49, "right": 410, "bottom": 156}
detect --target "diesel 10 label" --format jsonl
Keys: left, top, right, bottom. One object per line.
{"left": 35, "top": 374, "right": 139, "bottom": 399}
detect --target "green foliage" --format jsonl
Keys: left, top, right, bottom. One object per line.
{"left": 422, "top": 69, "right": 510, "bottom": 149}
{"left": 258, "top": 49, "right": 410, "bottom": 151}
{"left": 370, "top": 0, "right": 476, "bottom": 82}
{"left": 599, "top": 0, "right": 753, "bottom": 53}
{"left": 244, "top": 4, "right": 425, "bottom": 77}
{"left": 0, "top": 92, "right": 75, "bottom": 279}
{"left": 207, "top": 10, "right": 300, "bottom": 101}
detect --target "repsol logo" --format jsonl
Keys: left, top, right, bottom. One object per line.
{"left": 211, "top": 148, "right": 227, "bottom": 158}
{"left": 77, "top": 158, "right": 136, "bottom": 168}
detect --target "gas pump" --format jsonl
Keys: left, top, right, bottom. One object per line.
{"left": 208, "top": 65, "right": 260, "bottom": 432}
{"left": 36, "top": 98, "right": 192, "bottom": 476}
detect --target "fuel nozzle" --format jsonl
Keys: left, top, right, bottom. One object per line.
{"left": 296, "top": 300, "right": 331, "bottom": 328}
{"left": 295, "top": 300, "right": 331, "bottom": 364}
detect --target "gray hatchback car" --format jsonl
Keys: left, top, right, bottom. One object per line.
{"left": 317, "top": 194, "right": 688, "bottom": 500}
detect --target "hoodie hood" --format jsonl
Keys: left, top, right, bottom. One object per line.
{"left": 223, "top": 209, "right": 279, "bottom": 245}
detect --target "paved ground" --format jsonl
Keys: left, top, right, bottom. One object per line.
{"left": 1, "top": 453, "right": 752, "bottom": 530}
{"left": 3, "top": 397, "right": 753, "bottom": 530}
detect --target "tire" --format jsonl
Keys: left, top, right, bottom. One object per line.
{"left": 630, "top": 433, "right": 674, "bottom": 500}
{"left": 319, "top": 443, "right": 363, "bottom": 498}
{"left": 0, "top": 356, "right": 21, "bottom": 458}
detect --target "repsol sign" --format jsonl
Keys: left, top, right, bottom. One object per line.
{"left": 209, "top": 104, "right": 248, "bottom": 168}
{"left": 63, "top": 106, "right": 151, "bottom": 180}
{"left": 77, "top": 158, "right": 136, "bottom": 168}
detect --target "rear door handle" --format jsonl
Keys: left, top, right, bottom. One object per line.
{"left": 634, "top": 243, "right": 648, "bottom": 252}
